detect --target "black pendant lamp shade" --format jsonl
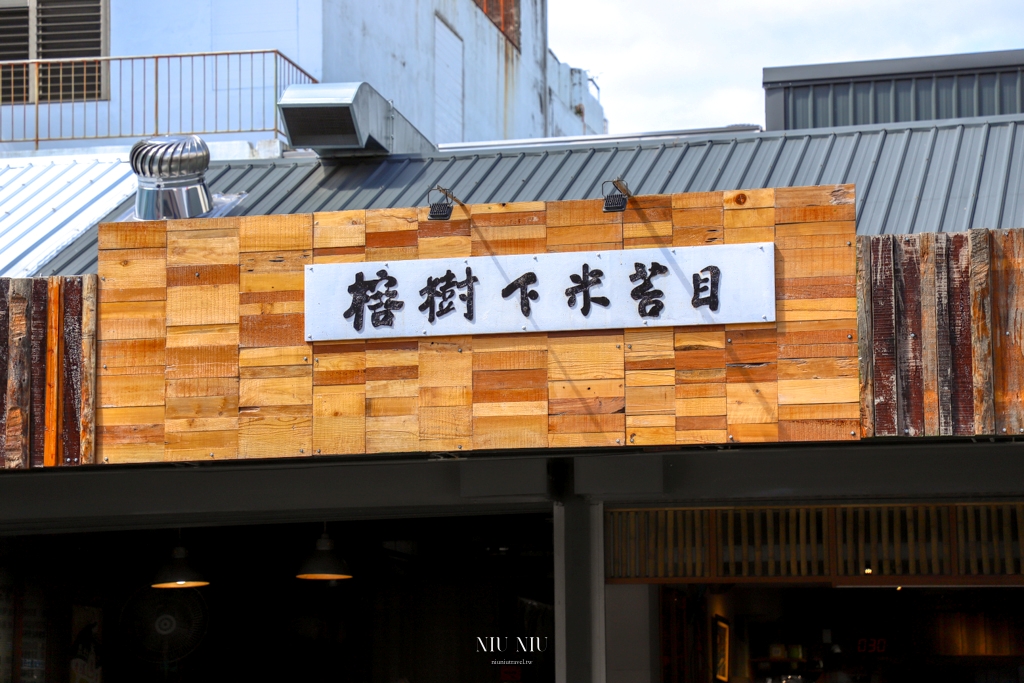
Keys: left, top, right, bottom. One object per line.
{"left": 152, "top": 546, "right": 209, "bottom": 589}
{"left": 297, "top": 533, "right": 353, "bottom": 580}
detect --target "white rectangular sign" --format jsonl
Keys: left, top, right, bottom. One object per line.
{"left": 304, "top": 243, "right": 775, "bottom": 342}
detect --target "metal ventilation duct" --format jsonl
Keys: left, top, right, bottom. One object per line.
{"left": 130, "top": 135, "right": 214, "bottom": 221}
{"left": 278, "top": 83, "right": 435, "bottom": 157}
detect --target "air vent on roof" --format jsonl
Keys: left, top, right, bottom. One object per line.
{"left": 130, "top": 135, "right": 213, "bottom": 221}
{"left": 278, "top": 82, "right": 435, "bottom": 157}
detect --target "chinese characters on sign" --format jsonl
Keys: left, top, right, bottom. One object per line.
{"left": 305, "top": 244, "right": 775, "bottom": 341}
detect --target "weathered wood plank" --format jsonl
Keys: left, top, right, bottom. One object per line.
{"left": 870, "top": 236, "right": 898, "bottom": 436}
{"left": 919, "top": 233, "right": 939, "bottom": 436}
{"left": 935, "top": 233, "right": 954, "bottom": 435}
{"left": 0, "top": 279, "right": 9, "bottom": 459}
{"left": 4, "top": 279, "right": 31, "bottom": 468}
{"left": 948, "top": 233, "right": 975, "bottom": 436}
{"left": 29, "top": 278, "right": 47, "bottom": 467}
{"left": 856, "top": 237, "right": 874, "bottom": 437}
{"left": 79, "top": 274, "right": 98, "bottom": 464}
{"left": 968, "top": 229, "right": 994, "bottom": 435}
{"left": 43, "top": 277, "right": 61, "bottom": 466}
{"left": 895, "top": 235, "right": 924, "bottom": 436}
{"left": 60, "top": 276, "right": 83, "bottom": 466}
{"left": 991, "top": 229, "right": 1024, "bottom": 435}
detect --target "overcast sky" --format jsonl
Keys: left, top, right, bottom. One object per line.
{"left": 548, "top": 0, "right": 1024, "bottom": 134}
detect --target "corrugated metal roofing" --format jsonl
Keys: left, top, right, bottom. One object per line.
{"left": 0, "top": 154, "right": 136, "bottom": 277}
{"left": 34, "top": 112, "right": 1024, "bottom": 276}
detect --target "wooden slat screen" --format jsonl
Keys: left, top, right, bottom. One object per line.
{"left": 604, "top": 509, "right": 710, "bottom": 580}
{"left": 835, "top": 505, "right": 951, "bottom": 576}
{"left": 606, "top": 504, "right": 1024, "bottom": 583}
{"left": 957, "top": 504, "right": 1024, "bottom": 576}
{"left": 717, "top": 507, "right": 829, "bottom": 578}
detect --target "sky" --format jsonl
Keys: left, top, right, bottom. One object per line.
{"left": 547, "top": 0, "right": 1024, "bottom": 134}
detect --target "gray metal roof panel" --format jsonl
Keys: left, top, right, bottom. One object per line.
{"left": 764, "top": 48, "right": 1024, "bottom": 86}
{"left": 30, "top": 112, "right": 1024, "bottom": 277}
{"left": 0, "top": 154, "right": 135, "bottom": 277}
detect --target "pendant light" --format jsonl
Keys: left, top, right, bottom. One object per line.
{"left": 297, "top": 525, "right": 352, "bottom": 580}
{"left": 152, "top": 533, "right": 209, "bottom": 589}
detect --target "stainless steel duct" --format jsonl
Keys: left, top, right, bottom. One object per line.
{"left": 130, "top": 135, "right": 213, "bottom": 220}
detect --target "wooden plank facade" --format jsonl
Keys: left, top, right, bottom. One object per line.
{"left": 92, "top": 185, "right": 861, "bottom": 462}
{"left": 0, "top": 183, "right": 1005, "bottom": 466}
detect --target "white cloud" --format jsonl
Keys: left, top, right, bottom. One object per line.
{"left": 548, "top": 0, "right": 1024, "bottom": 133}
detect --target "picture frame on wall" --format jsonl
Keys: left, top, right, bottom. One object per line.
{"left": 713, "top": 616, "right": 730, "bottom": 682}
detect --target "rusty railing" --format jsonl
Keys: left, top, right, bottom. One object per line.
{"left": 0, "top": 50, "right": 317, "bottom": 148}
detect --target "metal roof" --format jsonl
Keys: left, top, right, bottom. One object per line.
{"left": 764, "top": 48, "right": 1024, "bottom": 86}
{"left": 35, "top": 112, "right": 1024, "bottom": 276}
{"left": 0, "top": 154, "right": 136, "bottom": 277}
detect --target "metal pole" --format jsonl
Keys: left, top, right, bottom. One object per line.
{"left": 154, "top": 56, "right": 159, "bottom": 134}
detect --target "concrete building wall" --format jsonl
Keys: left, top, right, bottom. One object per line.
{"left": 108, "top": 0, "right": 605, "bottom": 144}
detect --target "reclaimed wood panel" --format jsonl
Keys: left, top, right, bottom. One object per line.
{"left": 60, "top": 277, "right": 83, "bottom": 466}
{"left": 29, "top": 278, "right": 47, "bottom": 467}
{"left": 919, "top": 233, "right": 939, "bottom": 436}
{"left": 79, "top": 275, "right": 97, "bottom": 465}
{"left": 43, "top": 277, "right": 61, "bottom": 466}
{"left": 992, "top": 229, "right": 1024, "bottom": 435}
{"left": 473, "top": 333, "right": 548, "bottom": 450}
{"left": 856, "top": 237, "right": 874, "bottom": 437}
{"left": 4, "top": 279, "right": 31, "bottom": 468}
{"left": 548, "top": 330, "right": 625, "bottom": 447}
{"left": 624, "top": 328, "right": 675, "bottom": 445}
{"left": 870, "top": 236, "right": 898, "bottom": 436}
{"left": 948, "top": 233, "right": 975, "bottom": 436}
{"left": 675, "top": 326, "right": 727, "bottom": 445}
{"left": 969, "top": 229, "right": 995, "bottom": 436}
{"left": 365, "top": 340, "right": 419, "bottom": 453}
{"left": 895, "top": 236, "right": 924, "bottom": 436}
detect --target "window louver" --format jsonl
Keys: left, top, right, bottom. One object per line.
{"left": 0, "top": 6, "right": 30, "bottom": 104}
{"left": 36, "top": 0, "right": 103, "bottom": 102}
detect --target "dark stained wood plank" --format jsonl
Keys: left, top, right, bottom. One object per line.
{"left": 43, "top": 277, "right": 62, "bottom": 467}
{"left": 29, "top": 278, "right": 47, "bottom": 468}
{"left": 4, "top": 279, "right": 31, "bottom": 468}
{"left": 991, "top": 229, "right": 1024, "bottom": 435}
{"left": 935, "top": 234, "right": 954, "bottom": 435}
{"left": 60, "top": 276, "right": 83, "bottom": 466}
{"left": 948, "top": 233, "right": 976, "bottom": 436}
{"left": 919, "top": 233, "right": 939, "bottom": 436}
{"left": 0, "top": 279, "right": 9, "bottom": 457}
{"left": 969, "top": 229, "right": 994, "bottom": 435}
{"left": 895, "top": 235, "right": 924, "bottom": 436}
{"left": 79, "top": 274, "right": 98, "bottom": 464}
{"left": 870, "top": 236, "right": 898, "bottom": 436}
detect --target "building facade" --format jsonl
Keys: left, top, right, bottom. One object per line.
{"left": 0, "top": 43, "right": 1023, "bottom": 683}
{"left": 0, "top": 0, "right": 606, "bottom": 151}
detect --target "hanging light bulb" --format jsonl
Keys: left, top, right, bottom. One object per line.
{"left": 297, "top": 527, "right": 352, "bottom": 581}
{"left": 152, "top": 546, "right": 209, "bottom": 589}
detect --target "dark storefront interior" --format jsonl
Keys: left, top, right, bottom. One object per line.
{"left": 0, "top": 514, "right": 554, "bottom": 683}
{"left": 662, "top": 584, "right": 1024, "bottom": 683}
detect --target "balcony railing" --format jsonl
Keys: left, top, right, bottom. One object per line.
{"left": 0, "top": 50, "right": 317, "bottom": 148}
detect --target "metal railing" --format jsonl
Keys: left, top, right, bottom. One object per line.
{"left": 0, "top": 50, "right": 317, "bottom": 148}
